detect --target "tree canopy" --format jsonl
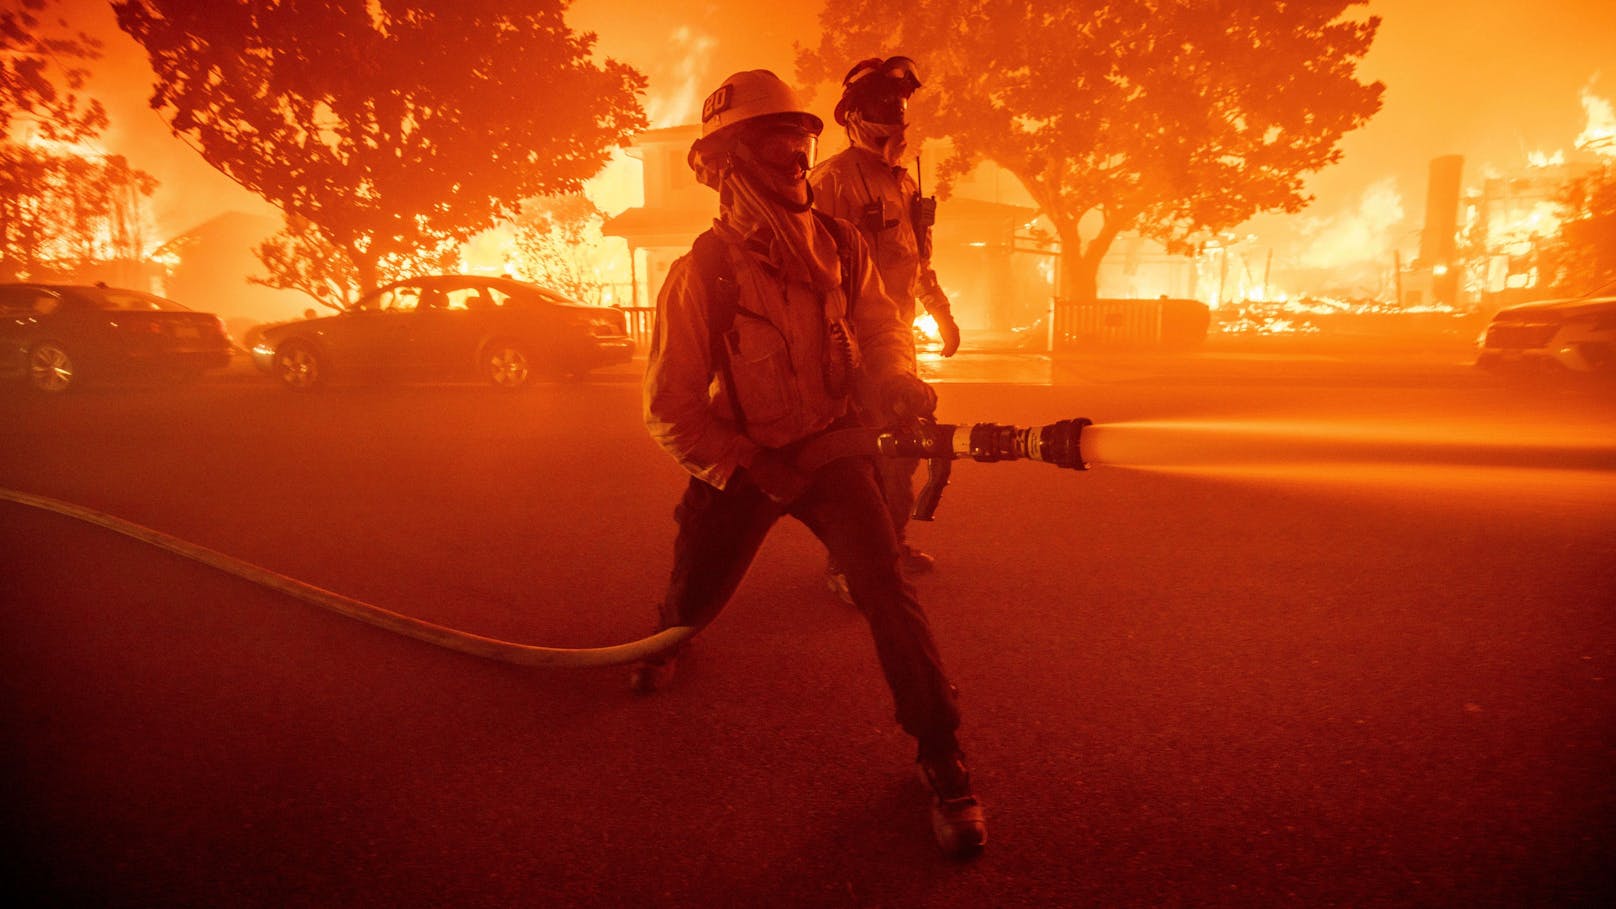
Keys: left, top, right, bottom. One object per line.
{"left": 114, "top": 0, "right": 647, "bottom": 303}
{"left": 1540, "top": 163, "right": 1616, "bottom": 295}
{"left": 799, "top": 0, "right": 1383, "bottom": 302}
{"left": 3, "top": 0, "right": 156, "bottom": 280}
{"left": 511, "top": 193, "right": 609, "bottom": 305}
{"left": 2, "top": 0, "right": 106, "bottom": 142}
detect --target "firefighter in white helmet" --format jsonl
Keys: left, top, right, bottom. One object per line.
{"left": 811, "top": 56, "right": 960, "bottom": 598}
{"left": 638, "top": 69, "right": 986, "bottom": 859}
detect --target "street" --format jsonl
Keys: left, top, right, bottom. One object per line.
{"left": 2, "top": 348, "right": 1614, "bottom": 907}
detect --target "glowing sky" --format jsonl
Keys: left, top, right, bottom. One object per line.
{"left": 47, "top": 1, "right": 1616, "bottom": 267}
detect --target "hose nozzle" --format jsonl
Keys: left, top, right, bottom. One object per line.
{"left": 875, "top": 417, "right": 1092, "bottom": 520}
{"left": 877, "top": 418, "right": 1092, "bottom": 470}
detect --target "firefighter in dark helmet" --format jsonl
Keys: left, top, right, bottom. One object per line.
{"left": 635, "top": 69, "right": 986, "bottom": 859}
{"left": 811, "top": 56, "right": 961, "bottom": 604}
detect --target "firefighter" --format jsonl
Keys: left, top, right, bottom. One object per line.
{"left": 810, "top": 55, "right": 960, "bottom": 603}
{"left": 636, "top": 69, "right": 986, "bottom": 859}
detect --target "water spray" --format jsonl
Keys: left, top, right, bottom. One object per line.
{"left": 1074, "top": 418, "right": 1616, "bottom": 473}
{"left": 15, "top": 413, "right": 1600, "bottom": 667}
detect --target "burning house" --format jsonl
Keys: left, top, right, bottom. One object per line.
{"left": 603, "top": 126, "right": 1184, "bottom": 344}
{"left": 1462, "top": 153, "right": 1604, "bottom": 307}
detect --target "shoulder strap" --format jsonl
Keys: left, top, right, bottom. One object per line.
{"left": 811, "top": 210, "right": 859, "bottom": 317}
{"left": 690, "top": 229, "right": 747, "bottom": 433}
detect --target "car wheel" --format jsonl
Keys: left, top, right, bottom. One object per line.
{"left": 27, "top": 341, "right": 76, "bottom": 393}
{"left": 275, "top": 340, "right": 325, "bottom": 392}
{"left": 483, "top": 340, "right": 533, "bottom": 390}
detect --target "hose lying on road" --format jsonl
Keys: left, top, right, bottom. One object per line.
{"left": 0, "top": 419, "right": 1091, "bottom": 668}
{"left": 0, "top": 487, "right": 695, "bottom": 668}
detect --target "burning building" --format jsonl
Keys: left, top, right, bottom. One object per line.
{"left": 603, "top": 126, "right": 1203, "bottom": 349}
{"left": 1462, "top": 154, "right": 1604, "bottom": 307}
{"left": 1402, "top": 154, "right": 1465, "bottom": 309}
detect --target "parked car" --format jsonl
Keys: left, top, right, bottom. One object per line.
{"left": 250, "top": 275, "right": 634, "bottom": 391}
{"left": 1475, "top": 279, "right": 1616, "bottom": 378}
{"left": 0, "top": 283, "right": 234, "bottom": 393}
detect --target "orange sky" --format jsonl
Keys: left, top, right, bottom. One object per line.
{"left": 50, "top": 1, "right": 1616, "bottom": 267}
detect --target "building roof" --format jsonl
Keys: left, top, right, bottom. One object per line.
{"left": 936, "top": 195, "right": 1038, "bottom": 225}
{"left": 601, "top": 207, "right": 712, "bottom": 247}
{"left": 621, "top": 124, "right": 701, "bottom": 158}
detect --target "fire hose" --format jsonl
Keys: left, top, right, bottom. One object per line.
{"left": 0, "top": 417, "right": 1092, "bottom": 669}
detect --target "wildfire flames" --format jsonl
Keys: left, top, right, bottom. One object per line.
{"left": 11, "top": 6, "right": 1613, "bottom": 338}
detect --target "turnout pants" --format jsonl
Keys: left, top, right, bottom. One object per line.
{"left": 878, "top": 455, "right": 920, "bottom": 542}
{"left": 656, "top": 454, "right": 961, "bottom": 748}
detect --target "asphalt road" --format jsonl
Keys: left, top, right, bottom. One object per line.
{"left": 2, "top": 350, "right": 1613, "bottom": 907}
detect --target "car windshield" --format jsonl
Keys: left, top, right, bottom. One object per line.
{"left": 84, "top": 288, "right": 189, "bottom": 312}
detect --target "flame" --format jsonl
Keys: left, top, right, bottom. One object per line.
{"left": 913, "top": 312, "right": 942, "bottom": 350}
{"left": 1296, "top": 179, "right": 1406, "bottom": 271}
{"left": 1526, "top": 149, "right": 1566, "bottom": 168}
{"left": 645, "top": 28, "right": 717, "bottom": 129}
{"left": 1576, "top": 82, "right": 1616, "bottom": 157}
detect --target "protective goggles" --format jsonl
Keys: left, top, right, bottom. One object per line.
{"left": 846, "top": 56, "right": 922, "bottom": 93}
{"left": 739, "top": 122, "right": 818, "bottom": 172}
{"left": 841, "top": 56, "right": 921, "bottom": 125}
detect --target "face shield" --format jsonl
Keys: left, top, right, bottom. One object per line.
{"left": 737, "top": 121, "right": 818, "bottom": 180}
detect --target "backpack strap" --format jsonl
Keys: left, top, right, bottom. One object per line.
{"left": 690, "top": 229, "right": 747, "bottom": 433}
{"left": 812, "top": 209, "right": 859, "bottom": 318}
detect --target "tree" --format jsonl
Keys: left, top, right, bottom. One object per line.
{"left": 798, "top": 0, "right": 1383, "bottom": 303}
{"left": 248, "top": 214, "right": 362, "bottom": 310}
{"left": 1, "top": 0, "right": 107, "bottom": 143}
{"left": 2, "top": 0, "right": 122, "bottom": 279}
{"left": 114, "top": 0, "right": 647, "bottom": 301}
{"left": 0, "top": 147, "right": 158, "bottom": 278}
{"left": 250, "top": 212, "right": 461, "bottom": 311}
{"left": 1539, "top": 163, "right": 1616, "bottom": 294}
{"left": 510, "top": 192, "right": 610, "bottom": 305}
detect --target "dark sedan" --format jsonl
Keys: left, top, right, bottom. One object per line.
{"left": 0, "top": 283, "right": 234, "bottom": 393}
{"left": 250, "top": 275, "right": 634, "bottom": 391}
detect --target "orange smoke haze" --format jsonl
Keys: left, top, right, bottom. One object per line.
{"left": 44, "top": 0, "right": 1616, "bottom": 321}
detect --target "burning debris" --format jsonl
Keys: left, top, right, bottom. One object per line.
{"left": 1214, "top": 293, "right": 1465, "bottom": 337}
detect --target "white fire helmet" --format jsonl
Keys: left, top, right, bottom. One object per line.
{"left": 688, "top": 70, "right": 822, "bottom": 188}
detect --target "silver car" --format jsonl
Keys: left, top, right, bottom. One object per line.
{"left": 1476, "top": 279, "right": 1616, "bottom": 378}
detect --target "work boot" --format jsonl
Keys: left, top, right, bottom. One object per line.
{"left": 628, "top": 652, "right": 677, "bottom": 694}
{"left": 900, "top": 544, "right": 935, "bottom": 574}
{"left": 917, "top": 749, "right": 987, "bottom": 859}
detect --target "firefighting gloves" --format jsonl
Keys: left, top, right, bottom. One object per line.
{"left": 932, "top": 304, "right": 961, "bottom": 357}
{"left": 744, "top": 448, "right": 811, "bottom": 506}
{"left": 919, "top": 274, "right": 960, "bottom": 357}
{"left": 881, "top": 372, "right": 939, "bottom": 422}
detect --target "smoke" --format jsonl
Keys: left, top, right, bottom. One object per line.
{"left": 1296, "top": 178, "right": 1407, "bottom": 270}
{"left": 644, "top": 27, "right": 717, "bottom": 129}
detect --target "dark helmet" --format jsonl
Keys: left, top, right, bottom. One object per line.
{"left": 832, "top": 55, "right": 922, "bottom": 127}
